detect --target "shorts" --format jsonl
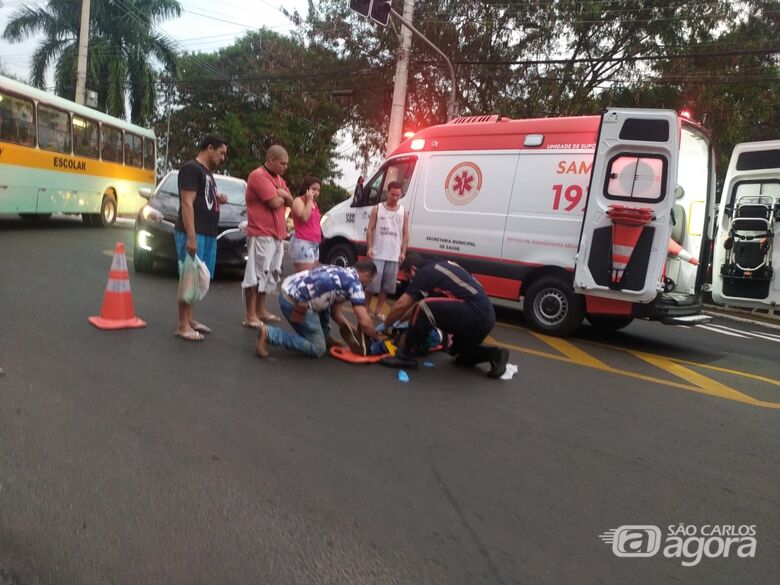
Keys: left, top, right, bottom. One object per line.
{"left": 242, "top": 236, "right": 284, "bottom": 292}
{"left": 368, "top": 259, "right": 398, "bottom": 294}
{"left": 289, "top": 236, "right": 320, "bottom": 264}
{"left": 174, "top": 231, "right": 217, "bottom": 279}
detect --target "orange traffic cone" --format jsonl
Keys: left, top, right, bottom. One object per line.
{"left": 607, "top": 205, "right": 654, "bottom": 284}
{"left": 668, "top": 239, "right": 699, "bottom": 265}
{"left": 88, "top": 242, "right": 146, "bottom": 330}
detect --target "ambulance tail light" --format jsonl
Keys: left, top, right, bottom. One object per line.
{"left": 410, "top": 138, "right": 425, "bottom": 151}
{"left": 680, "top": 109, "right": 693, "bottom": 120}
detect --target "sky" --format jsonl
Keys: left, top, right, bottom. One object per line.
{"left": 0, "top": 0, "right": 363, "bottom": 188}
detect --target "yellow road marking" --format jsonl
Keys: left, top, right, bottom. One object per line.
{"left": 530, "top": 332, "right": 611, "bottom": 369}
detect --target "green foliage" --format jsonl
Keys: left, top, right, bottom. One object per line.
{"left": 2, "top": 0, "right": 180, "bottom": 124}
{"left": 289, "top": 0, "right": 779, "bottom": 180}
{"left": 158, "top": 29, "right": 349, "bottom": 187}
{"left": 318, "top": 182, "right": 350, "bottom": 214}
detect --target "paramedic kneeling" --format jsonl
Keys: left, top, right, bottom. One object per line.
{"left": 380, "top": 253, "right": 509, "bottom": 378}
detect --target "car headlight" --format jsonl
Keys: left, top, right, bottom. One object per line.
{"left": 141, "top": 205, "right": 163, "bottom": 222}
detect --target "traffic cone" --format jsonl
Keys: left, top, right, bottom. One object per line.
{"left": 607, "top": 205, "right": 654, "bottom": 284}
{"left": 88, "top": 242, "right": 146, "bottom": 330}
{"left": 668, "top": 239, "right": 699, "bottom": 265}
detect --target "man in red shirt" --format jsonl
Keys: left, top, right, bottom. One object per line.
{"left": 242, "top": 145, "right": 294, "bottom": 327}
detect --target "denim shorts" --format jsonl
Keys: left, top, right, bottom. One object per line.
{"left": 289, "top": 236, "right": 320, "bottom": 264}
{"left": 174, "top": 231, "right": 217, "bottom": 278}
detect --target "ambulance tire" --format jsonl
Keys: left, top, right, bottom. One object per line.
{"left": 586, "top": 315, "right": 634, "bottom": 332}
{"left": 523, "top": 276, "right": 584, "bottom": 337}
{"left": 326, "top": 243, "right": 356, "bottom": 267}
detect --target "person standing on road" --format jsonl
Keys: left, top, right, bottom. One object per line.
{"left": 290, "top": 176, "right": 322, "bottom": 272}
{"left": 242, "top": 145, "right": 293, "bottom": 328}
{"left": 379, "top": 253, "right": 509, "bottom": 378}
{"left": 366, "top": 180, "right": 409, "bottom": 320}
{"left": 174, "top": 135, "right": 229, "bottom": 342}
{"left": 256, "top": 261, "right": 383, "bottom": 359}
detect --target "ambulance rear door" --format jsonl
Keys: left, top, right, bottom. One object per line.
{"left": 711, "top": 141, "right": 780, "bottom": 309}
{"left": 574, "top": 109, "right": 680, "bottom": 303}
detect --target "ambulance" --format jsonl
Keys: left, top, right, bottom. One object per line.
{"left": 711, "top": 140, "right": 780, "bottom": 309}
{"left": 320, "top": 109, "right": 716, "bottom": 336}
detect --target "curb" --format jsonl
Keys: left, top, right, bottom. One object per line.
{"left": 704, "top": 305, "right": 780, "bottom": 331}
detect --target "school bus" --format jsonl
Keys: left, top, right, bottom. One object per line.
{"left": 0, "top": 74, "right": 156, "bottom": 226}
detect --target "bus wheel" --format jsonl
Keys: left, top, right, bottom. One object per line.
{"left": 586, "top": 315, "right": 634, "bottom": 331}
{"left": 326, "top": 243, "right": 356, "bottom": 267}
{"left": 523, "top": 276, "right": 584, "bottom": 337}
{"left": 98, "top": 194, "right": 117, "bottom": 227}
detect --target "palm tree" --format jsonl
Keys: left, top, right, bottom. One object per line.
{"left": 3, "top": 0, "right": 181, "bottom": 124}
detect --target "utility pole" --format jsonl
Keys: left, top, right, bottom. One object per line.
{"left": 386, "top": 0, "right": 415, "bottom": 155}
{"left": 74, "top": 0, "right": 91, "bottom": 105}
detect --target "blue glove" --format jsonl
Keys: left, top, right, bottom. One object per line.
{"left": 376, "top": 322, "right": 387, "bottom": 333}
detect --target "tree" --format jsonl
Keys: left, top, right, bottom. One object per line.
{"left": 3, "top": 0, "right": 181, "bottom": 124}
{"left": 288, "top": 0, "right": 777, "bottom": 178}
{"left": 159, "top": 29, "right": 350, "bottom": 191}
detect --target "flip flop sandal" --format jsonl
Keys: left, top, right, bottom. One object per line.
{"left": 192, "top": 323, "right": 212, "bottom": 334}
{"left": 260, "top": 314, "right": 282, "bottom": 323}
{"left": 242, "top": 320, "right": 263, "bottom": 329}
{"left": 174, "top": 330, "right": 204, "bottom": 342}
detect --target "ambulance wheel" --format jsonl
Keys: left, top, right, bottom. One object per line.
{"left": 586, "top": 315, "right": 634, "bottom": 332}
{"left": 523, "top": 276, "right": 584, "bottom": 337}
{"left": 326, "top": 243, "right": 356, "bottom": 267}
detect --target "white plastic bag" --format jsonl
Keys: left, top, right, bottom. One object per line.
{"left": 196, "top": 257, "right": 210, "bottom": 300}
{"left": 177, "top": 253, "right": 200, "bottom": 305}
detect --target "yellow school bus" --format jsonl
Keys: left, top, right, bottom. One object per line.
{"left": 0, "top": 74, "right": 156, "bottom": 226}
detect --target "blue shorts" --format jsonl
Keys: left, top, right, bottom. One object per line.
{"left": 175, "top": 231, "right": 217, "bottom": 278}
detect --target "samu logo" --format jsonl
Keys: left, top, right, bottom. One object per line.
{"left": 599, "top": 525, "right": 661, "bottom": 557}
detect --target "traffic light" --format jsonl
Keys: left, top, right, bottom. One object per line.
{"left": 370, "top": 0, "right": 392, "bottom": 26}
{"left": 349, "top": 0, "right": 372, "bottom": 17}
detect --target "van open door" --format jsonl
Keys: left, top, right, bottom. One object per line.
{"left": 574, "top": 109, "right": 680, "bottom": 303}
{"left": 712, "top": 140, "right": 780, "bottom": 309}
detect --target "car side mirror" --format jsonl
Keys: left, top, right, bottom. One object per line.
{"left": 138, "top": 188, "right": 152, "bottom": 200}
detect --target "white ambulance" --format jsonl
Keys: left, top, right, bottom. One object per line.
{"left": 320, "top": 109, "right": 716, "bottom": 336}
{"left": 711, "top": 140, "right": 780, "bottom": 309}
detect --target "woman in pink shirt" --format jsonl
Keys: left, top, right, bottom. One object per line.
{"left": 290, "top": 176, "right": 322, "bottom": 272}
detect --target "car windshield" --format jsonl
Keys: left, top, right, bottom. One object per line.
{"left": 155, "top": 172, "right": 246, "bottom": 206}
{"left": 215, "top": 177, "right": 246, "bottom": 205}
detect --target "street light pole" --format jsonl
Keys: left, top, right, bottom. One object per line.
{"left": 389, "top": 6, "right": 458, "bottom": 123}
{"left": 74, "top": 0, "right": 91, "bottom": 105}
{"left": 385, "top": 0, "right": 415, "bottom": 155}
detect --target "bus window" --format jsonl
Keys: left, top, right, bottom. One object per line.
{"left": 38, "top": 104, "right": 71, "bottom": 153}
{"left": 73, "top": 115, "right": 99, "bottom": 158}
{"left": 124, "top": 132, "right": 143, "bottom": 167}
{"left": 101, "top": 125, "right": 122, "bottom": 162}
{"left": 144, "top": 137, "right": 156, "bottom": 170}
{"left": 0, "top": 91, "right": 35, "bottom": 146}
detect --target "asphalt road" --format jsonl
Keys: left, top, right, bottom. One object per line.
{"left": 1, "top": 214, "right": 778, "bottom": 585}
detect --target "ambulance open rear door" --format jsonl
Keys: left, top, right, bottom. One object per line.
{"left": 712, "top": 141, "right": 780, "bottom": 310}
{"left": 574, "top": 109, "right": 680, "bottom": 303}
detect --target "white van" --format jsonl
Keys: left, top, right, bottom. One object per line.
{"left": 321, "top": 109, "right": 716, "bottom": 336}
{"left": 711, "top": 140, "right": 780, "bottom": 309}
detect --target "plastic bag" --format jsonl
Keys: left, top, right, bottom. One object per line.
{"left": 177, "top": 253, "right": 200, "bottom": 305}
{"left": 196, "top": 257, "right": 210, "bottom": 301}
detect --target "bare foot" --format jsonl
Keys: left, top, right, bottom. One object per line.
{"left": 259, "top": 313, "right": 281, "bottom": 323}
{"left": 256, "top": 323, "right": 269, "bottom": 358}
{"left": 242, "top": 319, "right": 263, "bottom": 329}
{"left": 174, "top": 329, "right": 204, "bottom": 342}
{"left": 190, "top": 321, "right": 211, "bottom": 334}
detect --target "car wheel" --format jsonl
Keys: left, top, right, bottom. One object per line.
{"left": 586, "top": 315, "right": 634, "bottom": 331}
{"left": 133, "top": 242, "right": 154, "bottom": 273}
{"left": 98, "top": 193, "right": 117, "bottom": 227}
{"left": 326, "top": 243, "right": 356, "bottom": 267}
{"left": 522, "top": 276, "right": 584, "bottom": 337}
